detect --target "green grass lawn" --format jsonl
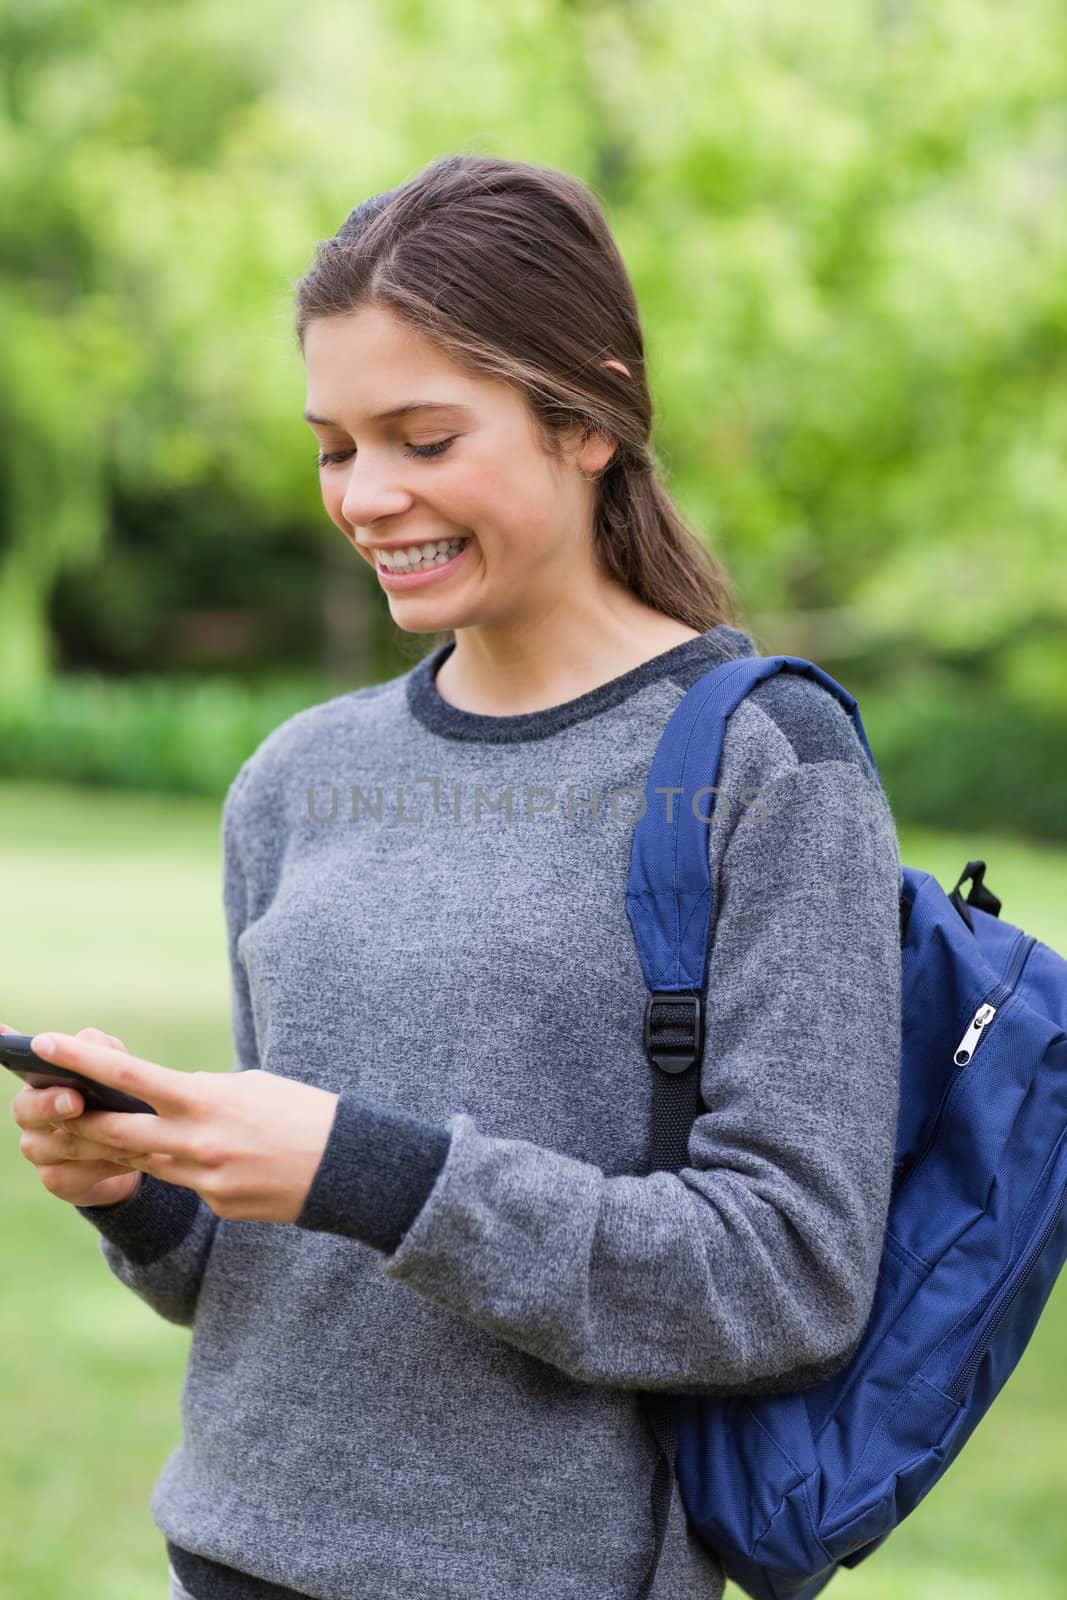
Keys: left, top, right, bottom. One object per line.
{"left": 1, "top": 780, "right": 1065, "bottom": 1599}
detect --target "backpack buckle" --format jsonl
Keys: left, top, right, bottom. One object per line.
{"left": 644, "top": 991, "right": 705, "bottom": 1075}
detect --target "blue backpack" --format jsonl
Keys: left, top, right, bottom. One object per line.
{"left": 628, "top": 653, "right": 1067, "bottom": 1600}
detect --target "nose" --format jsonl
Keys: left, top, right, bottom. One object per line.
{"left": 338, "top": 454, "right": 413, "bottom": 531}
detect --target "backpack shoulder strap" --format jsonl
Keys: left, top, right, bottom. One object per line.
{"left": 628, "top": 652, "right": 880, "bottom": 1600}
{"left": 627, "top": 652, "right": 879, "bottom": 1002}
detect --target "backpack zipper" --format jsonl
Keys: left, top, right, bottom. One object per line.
{"left": 891, "top": 932, "right": 1038, "bottom": 1195}
{"left": 945, "top": 1180, "right": 1067, "bottom": 1402}
{"left": 952, "top": 1002, "right": 997, "bottom": 1067}
{"left": 990, "top": 928, "right": 1039, "bottom": 1006}
{"left": 952, "top": 929, "right": 1039, "bottom": 1061}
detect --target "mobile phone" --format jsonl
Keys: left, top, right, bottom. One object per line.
{"left": 0, "top": 1034, "right": 157, "bottom": 1115}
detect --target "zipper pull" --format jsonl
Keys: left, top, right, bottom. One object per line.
{"left": 953, "top": 1002, "right": 997, "bottom": 1066}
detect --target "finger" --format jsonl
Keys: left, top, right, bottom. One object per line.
{"left": 38, "top": 1158, "right": 151, "bottom": 1198}
{"left": 71, "top": 1109, "right": 190, "bottom": 1160}
{"left": 75, "top": 1027, "right": 129, "bottom": 1053}
{"left": 29, "top": 1033, "right": 190, "bottom": 1118}
{"left": 20, "top": 1124, "right": 95, "bottom": 1165}
{"left": 11, "top": 1084, "right": 83, "bottom": 1130}
{"left": 23, "top": 1120, "right": 173, "bottom": 1173}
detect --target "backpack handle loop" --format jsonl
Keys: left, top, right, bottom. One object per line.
{"left": 948, "top": 859, "right": 1003, "bottom": 934}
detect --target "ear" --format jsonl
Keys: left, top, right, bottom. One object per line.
{"left": 575, "top": 427, "right": 620, "bottom": 477}
{"left": 578, "top": 360, "right": 630, "bottom": 471}
{"left": 559, "top": 358, "right": 631, "bottom": 476}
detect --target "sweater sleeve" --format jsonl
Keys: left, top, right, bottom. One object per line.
{"left": 296, "top": 755, "right": 903, "bottom": 1395}
{"left": 70, "top": 765, "right": 258, "bottom": 1326}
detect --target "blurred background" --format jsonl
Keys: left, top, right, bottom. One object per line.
{"left": 1, "top": 1, "right": 1065, "bottom": 1596}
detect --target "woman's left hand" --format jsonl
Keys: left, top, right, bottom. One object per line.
{"left": 28, "top": 1032, "right": 339, "bottom": 1224}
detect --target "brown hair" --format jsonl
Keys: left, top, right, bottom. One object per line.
{"left": 293, "top": 152, "right": 742, "bottom": 659}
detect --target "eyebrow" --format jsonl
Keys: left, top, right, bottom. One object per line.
{"left": 302, "top": 400, "right": 474, "bottom": 426}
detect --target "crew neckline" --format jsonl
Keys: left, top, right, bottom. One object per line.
{"left": 405, "top": 624, "right": 758, "bottom": 743}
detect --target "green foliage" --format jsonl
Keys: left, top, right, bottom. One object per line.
{"left": 0, "top": 671, "right": 352, "bottom": 797}
{"left": 0, "top": 664, "right": 1062, "bottom": 840}
{"left": 864, "top": 675, "right": 1066, "bottom": 842}
{"left": 2, "top": 0, "right": 1065, "bottom": 709}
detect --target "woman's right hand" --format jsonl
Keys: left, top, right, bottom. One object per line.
{"left": 6, "top": 1023, "right": 145, "bottom": 1208}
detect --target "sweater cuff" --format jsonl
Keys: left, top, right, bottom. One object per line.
{"left": 293, "top": 1090, "right": 452, "bottom": 1252}
{"left": 75, "top": 1173, "right": 204, "bottom": 1265}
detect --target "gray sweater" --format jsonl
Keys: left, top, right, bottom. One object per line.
{"left": 76, "top": 624, "right": 903, "bottom": 1600}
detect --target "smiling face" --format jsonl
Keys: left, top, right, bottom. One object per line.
{"left": 302, "top": 303, "right": 619, "bottom": 635}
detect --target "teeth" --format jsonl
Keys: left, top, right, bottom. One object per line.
{"left": 377, "top": 538, "right": 468, "bottom": 572}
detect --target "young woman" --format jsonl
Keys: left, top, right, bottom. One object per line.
{"left": 9, "top": 154, "right": 902, "bottom": 1600}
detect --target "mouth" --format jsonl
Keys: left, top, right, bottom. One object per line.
{"left": 372, "top": 537, "right": 473, "bottom": 591}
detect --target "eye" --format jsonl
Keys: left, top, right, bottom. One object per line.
{"left": 405, "top": 437, "right": 456, "bottom": 461}
{"left": 316, "top": 438, "right": 456, "bottom": 468}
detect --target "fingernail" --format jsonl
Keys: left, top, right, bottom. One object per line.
{"left": 56, "top": 1094, "right": 74, "bottom": 1116}
{"left": 34, "top": 1035, "right": 56, "bottom": 1055}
